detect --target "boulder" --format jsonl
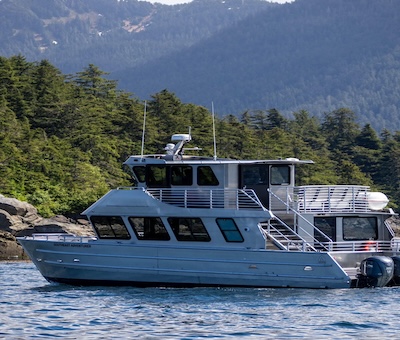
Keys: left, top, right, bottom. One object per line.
{"left": 0, "top": 195, "right": 94, "bottom": 260}
{"left": 0, "top": 195, "right": 37, "bottom": 217}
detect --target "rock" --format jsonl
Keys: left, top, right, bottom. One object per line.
{"left": 0, "top": 195, "right": 37, "bottom": 217}
{"left": 0, "top": 230, "right": 29, "bottom": 260}
{"left": 0, "top": 195, "right": 94, "bottom": 260}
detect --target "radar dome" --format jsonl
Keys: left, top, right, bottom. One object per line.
{"left": 367, "top": 192, "right": 389, "bottom": 210}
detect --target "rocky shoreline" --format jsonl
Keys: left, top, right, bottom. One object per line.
{"left": 0, "top": 195, "right": 94, "bottom": 260}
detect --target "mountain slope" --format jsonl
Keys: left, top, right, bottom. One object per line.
{"left": 115, "top": 0, "right": 400, "bottom": 131}
{"left": 0, "top": 0, "right": 273, "bottom": 73}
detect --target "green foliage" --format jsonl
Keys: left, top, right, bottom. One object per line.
{"left": 0, "top": 57, "right": 399, "bottom": 215}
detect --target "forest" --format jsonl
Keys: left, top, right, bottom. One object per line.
{"left": 1, "top": 56, "right": 400, "bottom": 217}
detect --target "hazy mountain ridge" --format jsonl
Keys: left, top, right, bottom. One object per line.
{"left": 115, "top": 0, "right": 400, "bottom": 131}
{"left": 0, "top": 0, "right": 273, "bottom": 73}
{"left": 1, "top": 0, "right": 400, "bottom": 131}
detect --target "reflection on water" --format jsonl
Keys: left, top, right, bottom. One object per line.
{"left": 1, "top": 261, "right": 400, "bottom": 339}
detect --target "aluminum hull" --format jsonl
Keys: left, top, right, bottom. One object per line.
{"left": 18, "top": 238, "right": 351, "bottom": 289}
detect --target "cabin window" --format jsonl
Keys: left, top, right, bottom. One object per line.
{"left": 343, "top": 217, "right": 377, "bottom": 241}
{"left": 171, "top": 166, "right": 193, "bottom": 186}
{"left": 128, "top": 217, "right": 170, "bottom": 240}
{"left": 197, "top": 166, "right": 219, "bottom": 186}
{"left": 132, "top": 166, "right": 146, "bottom": 183}
{"left": 314, "top": 217, "right": 336, "bottom": 242}
{"left": 270, "top": 165, "right": 290, "bottom": 185}
{"left": 90, "top": 216, "right": 131, "bottom": 239}
{"left": 241, "top": 165, "right": 269, "bottom": 186}
{"left": 168, "top": 217, "right": 211, "bottom": 241}
{"left": 216, "top": 218, "right": 244, "bottom": 242}
{"left": 146, "top": 165, "right": 169, "bottom": 187}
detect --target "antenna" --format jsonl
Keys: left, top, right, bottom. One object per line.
{"left": 140, "top": 100, "right": 147, "bottom": 158}
{"left": 211, "top": 101, "right": 217, "bottom": 160}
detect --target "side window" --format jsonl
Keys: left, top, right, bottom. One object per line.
{"left": 146, "top": 165, "right": 169, "bottom": 187}
{"left": 216, "top": 218, "right": 244, "bottom": 242}
{"left": 241, "top": 165, "right": 269, "bottom": 186}
{"left": 91, "top": 216, "right": 131, "bottom": 239}
{"left": 168, "top": 217, "right": 211, "bottom": 241}
{"left": 314, "top": 217, "right": 336, "bottom": 242}
{"left": 132, "top": 166, "right": 146, "bottom": 183}
{"left": 128, "top": 217, "right": 170, "bottom": 240}
{"left": 171, "top": 166, "right": 193, "bottom": 186}
{"left": 270, "top": 165, "right": 290, "bottom": 185}
{"left": 343, "top": 217, "right": 377, "bottom": 240}
{"left": 197, "top": 166, "right": 219, "bottom": 186}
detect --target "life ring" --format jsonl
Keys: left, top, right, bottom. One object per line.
{"left": 364, "top": 241, "right": 376, "bottom": 251}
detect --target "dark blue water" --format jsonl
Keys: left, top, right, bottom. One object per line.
{"left": 1, "top": 261, "right": 400, "bottom": 339}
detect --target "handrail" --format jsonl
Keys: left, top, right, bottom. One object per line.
{"left": 384, "top": 219, "right": 396, "bottom": 238}
{"left": 293, "top": 185, "right": 371, "bottom": 213}
{"left": 25, "top": 234, "right": 96, "bottom": 242}
{"left": 146, "top": 188, "right": 267, "bottom": 210}
{"left": 264, "top": 216, "right": 318, "bottom": 251}
{"left": 268, "top": 189, "right": 333, "bottom": 249}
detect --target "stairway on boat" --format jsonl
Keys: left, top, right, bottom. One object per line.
{"left": 261, "top": 217, "right": 316, "bottom": 252}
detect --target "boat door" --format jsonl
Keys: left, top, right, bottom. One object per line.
{"left": 239, "top": 164, "right": 270, "bottom": 207}
{"left": 239, "top": 164, "right": 292, "bottom": 210}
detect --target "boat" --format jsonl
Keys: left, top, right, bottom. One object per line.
{"left": 18, "top": 132, "right": 400, "bottom": 288}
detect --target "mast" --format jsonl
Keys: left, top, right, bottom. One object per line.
{"left": 212, "top": 102, "right": 217, "bottom": 160}
{"left": 140, "top": 100, "right": 147, "bottom": 158}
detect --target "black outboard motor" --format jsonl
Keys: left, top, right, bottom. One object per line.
{"left": 389, "top": 256, "right": 400, "bottom": 286}
{"left": 357, "top": 256, "right": 394, "bottom": 287}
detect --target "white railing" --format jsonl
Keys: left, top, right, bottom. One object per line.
{"left": 146, "top": 188, "right": 266, "bottom": 210}
{"left": 293, "top": 185, "right": 371, "bottom": 213}
{"left": 323, "top": 240, "right": 400, "bottom": 252}
{"left": 26, "top": 234, "right": 95, "bottom": 243}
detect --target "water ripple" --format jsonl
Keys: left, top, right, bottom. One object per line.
{"left": 1, "top": 262, "right": 400, "bottom": 338}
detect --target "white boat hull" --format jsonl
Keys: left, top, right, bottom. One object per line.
{"left": 18, "top": 238, "right": 351, "bottom": 289}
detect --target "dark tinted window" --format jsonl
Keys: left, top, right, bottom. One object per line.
{"left": 197, "top": 166, "right": 219, "bottom": 186}
{"left": 216, "top": 218, "right": 244, "bottom": 242}
{"left": 314, "top": 217, "right": 336, "bottom": 242}
{"left": 128, "top": 217, "right": 170, "bottom": 240}
{"left": 91, "top": 216, "right": 131, "bottom": 239}
{"left": 146, "top": 165, "right": 169, "bottom": 187}
{"left": 171, "top": 166, "right": 193, "bottom": 186}
{"left": 343, "top": 217, "right": 377, "bottom": 241}
{"left": 132, "top": 166, "right": 146, "bottom": 183}
{"left": 168, "top": 217, "right": 211, "bottom": 241}
{"left": 270, "top": 165, "right": 290, "bottom": 185}
{"left": 241, "top": 165, "right": 269, "bottom": 186}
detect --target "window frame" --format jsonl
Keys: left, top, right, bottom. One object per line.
{"left": 342, "top": 216, "right": 378, "bottom": 241}
{"left": 90, "top": 216, "right": 131, "bottom": 239}
{"left": 171, "top": 165, "right": 193, "bottom": 186}
{"left": 146, "top": 165, "right": 170, "bottom": 188}
{"left": 168, "top": 217, "right": 211, "bottom": 242}
{"left": 270, "top": 165, "right": 290, "bottom": 185}
{"left": 128, "top": 216, "right": 170, "bottom": 240}
{"left": 216, "top": 218, "right": 244, "bottom": 242}
{"left": 197, "top": 166, "right": 219, "bottom": 186}
{"left": 314, "top": 216, "right": 337, "bottom": 242}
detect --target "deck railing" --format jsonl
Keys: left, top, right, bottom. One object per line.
{"left": 323, "top": 239, "right": 400, "bottom": 252}
{"left": 146, "top": 188, "right": 266, "bottom": 210}
{"left": 269, "top": 185, "right": 372, "bottom": 213}
{"left": 23, "top": 234, "right": 95, "bottom": 243}
{"left": 295, "top": 185, "right": 370, "bottom": 213}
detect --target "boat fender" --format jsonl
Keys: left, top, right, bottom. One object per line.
{"left": 389, "top": 256, "right": 400, "bottom": 286}
{"left": 357, "top": 256, "right": 394, "bottom": 287}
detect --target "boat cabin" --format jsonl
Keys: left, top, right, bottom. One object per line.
{"left": 121, "top": 133, "right": 396, "bottom": 255}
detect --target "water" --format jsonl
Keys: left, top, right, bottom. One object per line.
{"left": 1, "top": 262, "right": 400, "bottom": 339}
